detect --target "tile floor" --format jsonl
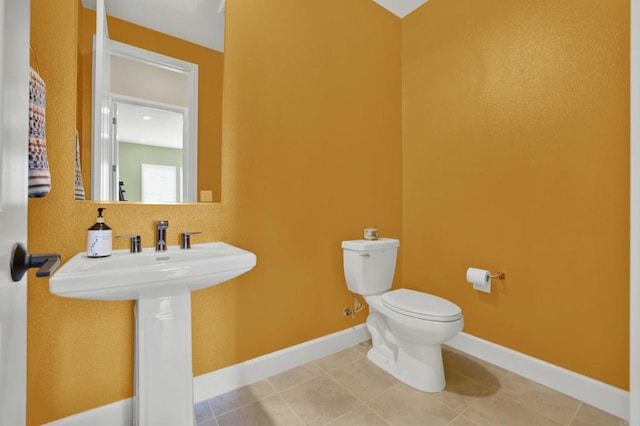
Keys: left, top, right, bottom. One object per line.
{"left": 194, "top": 342, "right": 628, "bottom": 426}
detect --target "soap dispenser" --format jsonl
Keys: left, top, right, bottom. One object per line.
{"left": 87, "top": 207, "right": 112, "bottom": 258}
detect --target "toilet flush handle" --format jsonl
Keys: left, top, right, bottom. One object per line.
{"left": 359, "top": 254, "right": 370, "bottom": 258}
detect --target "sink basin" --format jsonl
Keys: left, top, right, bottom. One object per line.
{"left": 49, "top": 242, "right": 257, "bottom": 300}
{"left": 49, "top": 241, "right": 257, "bottom": 426}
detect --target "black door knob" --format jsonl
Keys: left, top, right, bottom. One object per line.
{"left": 10, "top": 242, "right": 61, "bottom": 282}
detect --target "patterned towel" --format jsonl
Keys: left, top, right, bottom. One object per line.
{"left": 29, "top": 67, "right": 51, "bottom": 197}
{"left": 74, "top": 130, "right": 85, "bottom": 200}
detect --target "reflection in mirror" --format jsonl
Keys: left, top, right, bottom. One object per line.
{"left": 92, "top": 36, "right": 197, "bottom": 202}
{"left": 79, "top": 0, "right": 224, "bottom": 203}
{"left": 115, "top": 101, "right": 185, "bottom": 202}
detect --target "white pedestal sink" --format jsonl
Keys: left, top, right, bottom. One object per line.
{"left": 49, "top": 242, "right": 257, "bottom": 426}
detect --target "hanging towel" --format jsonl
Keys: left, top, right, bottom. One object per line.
{"left": 74, "top": 130, "right": 86, "bottom": 200}
{"left": 28, "top": 67, "right": 51, "bottom": 197}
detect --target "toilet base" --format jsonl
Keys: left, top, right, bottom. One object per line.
{"left": 367, "top": 342, "right": 446, "bottom": 392}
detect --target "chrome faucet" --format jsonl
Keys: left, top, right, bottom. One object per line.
{"left": 156, "top": 220, "right": 169, "bottom": 251}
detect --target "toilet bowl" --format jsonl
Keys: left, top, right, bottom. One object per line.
{"left": 342, "top": 238, "right": 463, "bottom": 392}
{"left": 365, "top": 289, "right": 463, "bottom": 391}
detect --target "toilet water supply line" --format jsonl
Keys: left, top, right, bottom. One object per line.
{"left": 344, "top": 293, "right": 365, "bottom": 318}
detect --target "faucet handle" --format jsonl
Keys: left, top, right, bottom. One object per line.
{"left": 180, "top": 231, "right": 202, "bottom": 249}
{"left": 117, "top": 235, "right": 142, "bottom": 253}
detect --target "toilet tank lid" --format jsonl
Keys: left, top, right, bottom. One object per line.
{"left": 342, "top": 238, "right": 399, "bottom": 251}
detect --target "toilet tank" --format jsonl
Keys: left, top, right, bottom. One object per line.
{"left": 342, "top": 238, "right": 399, "bottom": 296}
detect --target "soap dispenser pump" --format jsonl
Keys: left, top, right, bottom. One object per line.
{"left": 87, "top": 207, "right": 112, "bottom": 258}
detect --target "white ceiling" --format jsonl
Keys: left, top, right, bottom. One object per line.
{"left": 116, "top": 102, "right": 184, "bottom": 150}
{"left": 372, "top": 0, "right": 429, "bottom": 18}
{"left": 81, "top": 0, "right": 427, "bottom": 53}
{"left": 81, "top": 0, "right": 226, "bottom": 52}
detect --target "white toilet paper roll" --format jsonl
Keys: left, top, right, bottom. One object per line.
{"left": 466, "top": 267, "right": 491, "bottom": 293}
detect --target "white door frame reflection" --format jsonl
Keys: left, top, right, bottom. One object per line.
{"left": 92, "top": 34, "right": 198, "bottom": 202}
{"left": 112, "top": 97, "right": 187, "bottom": 202}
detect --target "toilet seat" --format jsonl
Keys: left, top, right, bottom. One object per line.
{"left": 382, "top": 289, "right": 462, "bottom": 322}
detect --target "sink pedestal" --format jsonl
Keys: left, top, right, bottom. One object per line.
{"left": 134, "top": 291, "right": 195, "bottom": 426}
{"left": 48, "top": 243, "right": 258, "bottom": 426}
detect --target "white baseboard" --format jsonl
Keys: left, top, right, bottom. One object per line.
{"left": 447, "top": 332, "right": 630, "bottom": 421}
{"left": 44, "top": 327, "right": 630, "bottom": 424}
{"left": 43, "top": 324, "right": 370, "bottom": 426}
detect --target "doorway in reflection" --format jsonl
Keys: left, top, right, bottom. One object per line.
{"left": 113, "top": 100, "right": 185, "bottom": 202}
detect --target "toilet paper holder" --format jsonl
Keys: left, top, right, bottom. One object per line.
{"left": 490, "top": 272, "right": 506, "bottom": 280}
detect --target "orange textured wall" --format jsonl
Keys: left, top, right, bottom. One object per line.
{"left": 79, "top": 7, "right": 223, "bottom": 202}
{"left": 28, "top": 0, "right": 401, "bottom": 423}
{"left": 206, "top": 0, "right": 402, "bottom": 369}
{"left": 402, "top": 0, "right": 629, "bottom": 389}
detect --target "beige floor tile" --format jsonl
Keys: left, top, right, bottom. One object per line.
{"left": 443, "top": 352, "right": 505, "bottom": 388}
{"left": 267, "top": 362, "right": 324, "bottom": 391}
{"left": 463, "top": 390, "right": 561, "bottom": 426}
{"left": 367, "top": 382, "right": 458, "bottom": 426}
{"left": 326, "top": 405, "right": 389, "bottom": 426}
{"left": 208, "top": 380, "right": 275, "bottom": 416}
{"left": 279, "top": 374, "right": 360, "bottom": 426}
{"left": 498, "top": 372, "right": 581, "bottom": 424}
{"left": 216, "top": 394, "right": 303, "bottom": 426}
{"left": 352, "top": 340, "right": 373, "bottom": 356}
{"left": 448, "top": 414, "right": 479, "bottom": 426}
{"left": 197, "top": 343, "right": 625, "bottom": 426}
{"left": 314, "top": 348, "right": 362, "bottom": 372}
{"left": 569, "top": 403, "right": 629, "bottom": 426}
{"left": 329, "top": 357, "right": 399, "bottom": 402}
{"left": 195, "top": 400, "right": 215, "bottom": 423}
{"left": 434, "top": 370, "right": 492, "bottom": 413}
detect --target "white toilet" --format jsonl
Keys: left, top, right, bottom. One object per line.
{"left": 342, "top": 238, "right": 463, "bottom": 392}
